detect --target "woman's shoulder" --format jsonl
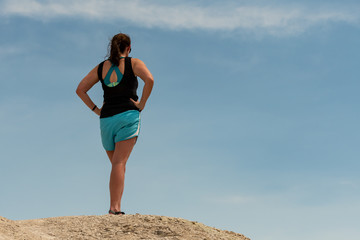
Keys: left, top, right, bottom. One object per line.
{"left": 102, "top": 59, "right": 112, "bottom": 65}
{"left": 97, "top": 59, "right": 112, "bottom": 68}
{"left": 130, "top": 58, "right": 145, "bottom": 67}
{"left": 129, "top": 57, "right": 139, "bottom": 62}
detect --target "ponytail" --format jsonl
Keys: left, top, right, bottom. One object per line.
{"left": 107, "top": 33, "right": 131, "bottom": 65}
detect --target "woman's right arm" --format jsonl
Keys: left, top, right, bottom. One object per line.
{"left": 131, "top": 59, "right": 154, "bottom": 111}
{"left": 75, "top": 65, "right": 102, "bottom": 116}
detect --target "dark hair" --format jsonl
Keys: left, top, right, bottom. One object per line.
{"left": 107, "top": 33, "right": 131, "bottom": 65}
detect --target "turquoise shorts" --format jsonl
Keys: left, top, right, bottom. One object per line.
{"left": 100, "top": 110, "right": 141, "bottom": 151}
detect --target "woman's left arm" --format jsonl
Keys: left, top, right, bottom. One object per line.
{"left": 76, "top": 65, "right": 101, "bottom": 116}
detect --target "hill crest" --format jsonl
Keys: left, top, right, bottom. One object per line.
{"left": 0, "top": 214, "right": 250, "bottom": 240}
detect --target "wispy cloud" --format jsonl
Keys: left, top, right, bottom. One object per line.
{"left": 1, "top": 0, "right": 359, "bottom": 35}
{"left": 338, "top": 179, "right": 358, "bottom": 188}
{"left": 0, "top": 45, "right": 25, "bottom": 57}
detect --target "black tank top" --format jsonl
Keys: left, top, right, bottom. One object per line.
{"left": 97, "top": 57, "right": 140, "bottom": 118}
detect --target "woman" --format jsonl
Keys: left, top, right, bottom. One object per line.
{"left": 76, "top": 33, "right": 154, "bottom": 215}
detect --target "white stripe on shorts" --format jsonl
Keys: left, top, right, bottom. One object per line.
{"left": 126, "top": 113, "right": 141, "bottom": 139}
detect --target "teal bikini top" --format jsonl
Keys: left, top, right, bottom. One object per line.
{"left": 103, "top": 57, "right": 125, "bottom": 87}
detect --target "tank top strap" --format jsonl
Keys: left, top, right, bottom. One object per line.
{"left": 125, "top": 57, "right": 135, "bottom": 77}
{"left": 97, "top": 60, "right": 105, "bottom": 81}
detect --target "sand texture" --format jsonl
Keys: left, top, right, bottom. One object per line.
{"left": 0, "top": 214, "right": 250, "bottom": 240}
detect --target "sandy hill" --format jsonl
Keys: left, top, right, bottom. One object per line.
{"left": 0, "top": 214, "right": 250, "bottom": 240}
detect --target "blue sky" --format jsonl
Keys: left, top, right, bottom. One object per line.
{"left": 1, "top": 1, "right": 360, "bottom": 240}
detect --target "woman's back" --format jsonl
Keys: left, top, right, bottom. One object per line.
{"left": 98, "top": 57, "right": 140, "bottom": 118}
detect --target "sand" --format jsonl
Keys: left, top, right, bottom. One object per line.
{"left": 0, "top": 214, "right": 250, "bottom": 240}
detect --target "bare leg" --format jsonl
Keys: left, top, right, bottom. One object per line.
{"left": 106, "top": 150, "right": 114, "bottom": 164}
{"left": 107, "top": 137, "right": 137, "bottom": 213}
